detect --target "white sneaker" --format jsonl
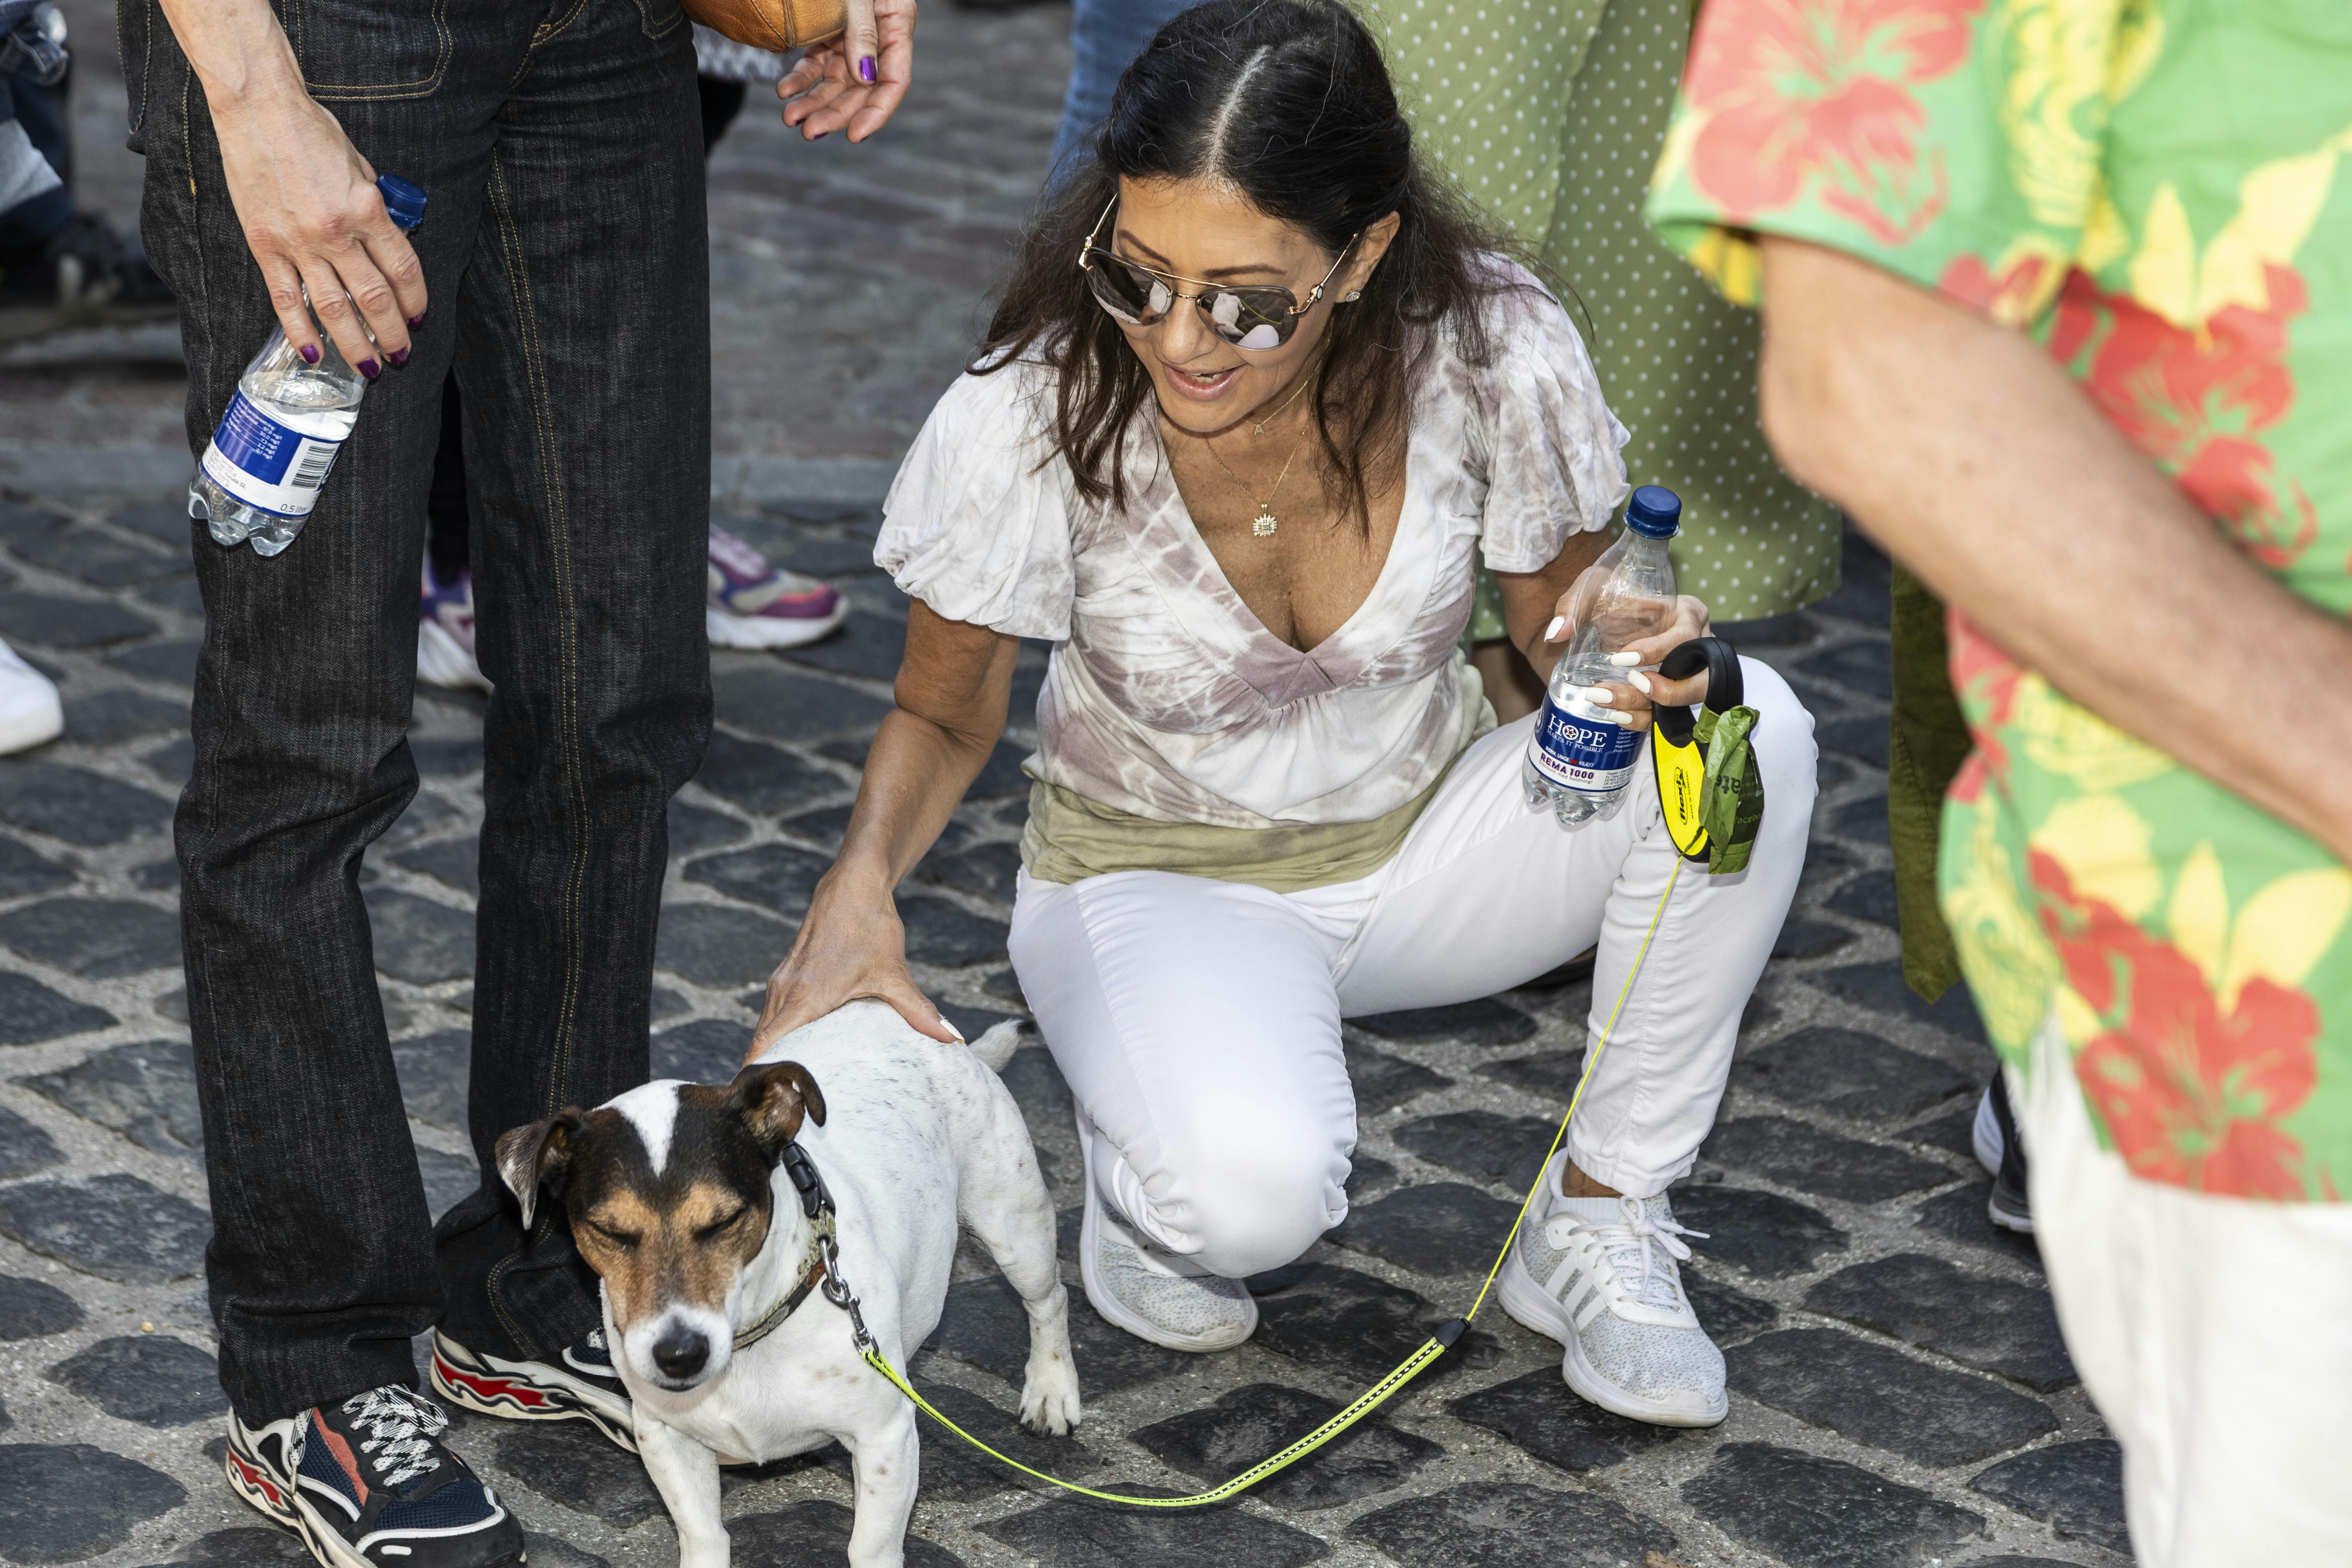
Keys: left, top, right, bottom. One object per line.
{"left": 0, "top": 640, "right": 62, "bottom": 754}
{"left": 1972, "top": 1084, "right": 2004, "bottom": 1176}
{"left": 417, "top": 560, "right": 491, "bottom": 693}
{"left": 1497, "top": 1152, "right": 1727, "bottom": 1427}
{"left": 1076, "top": 1106, "right": 1256, "bottom": 1353}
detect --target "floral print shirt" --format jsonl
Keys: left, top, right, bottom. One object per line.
{"left": 1648, "top": 0, "right": 2352, "bottom": 1201}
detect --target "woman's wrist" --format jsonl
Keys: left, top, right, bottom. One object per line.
{"left": 815, "top": 852, "right": 897, "bottom": 905}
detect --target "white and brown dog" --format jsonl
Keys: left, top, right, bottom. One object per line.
{"left": 493, "top": 1002, "right": 1081, "bottom": 1568}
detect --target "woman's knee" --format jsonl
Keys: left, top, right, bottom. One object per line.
{"left": 1148, "top": 1128, "right": 1347, "bottom": 1278}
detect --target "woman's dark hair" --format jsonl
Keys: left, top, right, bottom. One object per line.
{"left": 977, "top": 0, "right": 1516, "bottom": 529}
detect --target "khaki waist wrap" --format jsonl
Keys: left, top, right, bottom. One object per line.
{"left": 1020, "top": 772, "right": 1452, "bottom": 894}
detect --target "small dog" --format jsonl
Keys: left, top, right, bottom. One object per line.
{"left": 496, "top": 1001, "right": 1081, "bottom": 1568}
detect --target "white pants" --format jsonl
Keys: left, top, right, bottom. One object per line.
{"left": 2021, "top": 1017, "right": 2352, "bottom": 1566}
{"left": 1008, "top": 658, "right": 1816, "bottom": 1278}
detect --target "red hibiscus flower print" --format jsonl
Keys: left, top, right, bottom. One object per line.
{"left": 2047, "top": 264, "right": 2317, "bottom": 569}
{"left": 1684, "top": 0, "right": 1984, "bottom": 245}
{"left": 1944, "top": 609, "right": 2021, "bottom": 787}
{"left": 2031, "top": 850, "right": 2320, "bottom": 1197}
{"left": 1939, "top": 250, "right": 2055, "bottom": 327}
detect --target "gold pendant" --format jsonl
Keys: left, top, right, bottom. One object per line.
{"left": 1252, "top": 511, "right": 1278, "bottom": 538}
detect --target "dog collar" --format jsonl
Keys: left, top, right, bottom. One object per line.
{"left": 733, "top": 1142, "right": 838, "bottom": 1351}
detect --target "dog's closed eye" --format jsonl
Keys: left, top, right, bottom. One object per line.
{"left": 696, "top": 1207, "right": 748, "bottom": 1242}
{"left": 589, "top": 1220, "right": 643, "bottom": 1250}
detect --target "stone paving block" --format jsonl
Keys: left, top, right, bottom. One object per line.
{"left": 1348, "top": 1479, "right": 1678, "bottom": 1568}
{"left": 18, "top": 1038, "right": 203, "bottom": 1162}
{"left": 1700, "top": 1115, "right": 1954, "bottom": 1203}
{"left": 966, "top": 740, "right": 1031, "bottom": 799}
{"left": 1826, "top": 867, "right": 1900, "bottom": 927}
{"left": 1801, "top": 836, "right": 1861, "bottom": 886}
{"left": 1332, "top": 1182, "right": 1522, "bottom": 1276}
{"left": 1130, "top": 1381, "right": 1440, "bottom": 1509}
{"left": 106, "top": 637, "right": 202, "bottom": 686}
{"left": 1473, "top": 1048, "right": 1583, "bottom": 1100}
{"left": 1970, "top": 1439, "right": 2127, "bottom": 1551}
{"left": 1772, "top": 917, "right": 1853, "bottom": 959}
{"left": 382, "top": 790, "right": 464, "bottom": 851}
{"left": 1391, "top": 1110, "right": 1559, "bottom": 1191}
{"left": 1665, "top": 1185, "right": 1847, "bottom": 1278}
{"left": 0, "top": 759, "right": 174, "bottom": 845}
{"left": 419, "top": 1145, "right": 480, "bottom": 1219}
{"left": 0, "top": 1442, "right": 189, "bottom": 1562}
{"left": 1826, "top": 794, "right": 1889, "bottom": 844}
{"left": 1681, "top": 1264, "right": 1779, "bottom": 1344}
{"left": 669, "top": 799, "right": 751, "bottom": 857}
{"left": 1816, "top": 715, "right": 1891, "bottom": 767}
{"left": 1682, "top": 1441, "right": 1983, "bottom": 1568}
{"left": 918, "top": 839, "right": 1022, "bottom": 900}
{"left": 984, "top": 1492, "right": 1325, "bottom": 1568}
{"left": 139, "top": 576, "right": 209, "bottom": 617}
{"left": 1725, "top": 1328, "right": 2057, "bottom": 1466}
{"left": 652, "top": 1018, "right": 750, "bottom": 1085}
{"left": 0, "top": 971, "right": 119, "bottom": 1043}
{"left": 823, "top": 1381, "right": 1102, "bottom": 1503}
{"left": 7, "top": 521, "right": 184, "bottom": 587}
{"left": 495, "top": 1422, "right": 667, "bottom": 1525}
{"left": 780, "top": 800, "right": 860, "bottom": 846}
{"left": 0, "top": 1102, "right": 63, "bottom": 1178}
{"left": 1346, "top": 1153, "right": 1398, "bottom": 1197}
{"left": 777, "top": 610, "right": 908, "bottom": 682}
{"left": 363, "top": 888, "right": 477, "bottom": 985}
{"left": 655, "top": 903, "right": 795, "bottom": 989}
{"left": 0, "top": 835, "right": 70, "bottom": 900}
{"left": 1252, "top": 1263, "right": 1500, "bottom": 1383}
{"left": 982, "top": 968, "right": 1027, "bottom": 1008}
{"left": 1901, "top": 1102, "right": 1980, "bottom": 1159}
{"left": 686, "top": 841, "right": 834, "bottom": 916}
{"left": 390, "top": 1029, "right": 471, "bottom": 1130}
{"left": 46, "top": 1334, "right": 230, "bottom": 1425}
{"left": 135, "top": 1525, "right": 314, "bottom": 1564}
{"left": 714, "top": 664, "right": 893, "bottom": 739}
{"left": 1911, "top": 1180, "right": 2044, "bottom": 1271}
{"left": 695, "top": 731, "right": 843, "bottom": 816}
{"left": 410, "top": 736, "right": 484, "bottom": 777}
{"left": 1345, "top": 1041, "right": 1451, "bottom": 1114}
{"left": 518, "top": 1534, "right": 615, "bottom": 1568}
{"left": 0, "top": 590, "right": 159, "bottom": 648}
{"left": 733, "top": 1501, "right": 966, "bottom": 1567}
{"left": 132, "top": 856, "right": 180, "bottom": 891}
{"left": 63, "top": 688, "right": 186, "bottom": 744}
{"left": 0, "top": 1273, "right": 83, "bottom": 1339}
{"left": 996, "top": 1043, "right": 1071, "bottom": 1127}
{"left": 1798, "top": 640, "right": 1893, "bottom": 700}
{"left": 899, "top": 896, "right": 1009, "bottom": 967}
{"left": 1730, "top": 1026, "right": 1974, "bottom": 1124}
{"left": 1446, "top": 1366, "right": 1685, "bottom": 1473}
{"left": 1352, "top": 999, "right": 1536, "bottom": 1046}
{"left": 928, "top": 1273, "right": 1188, "bottom": 1395}
{"left": 0, "top": 1173, "right": 210, "bottom": 1282}
{"left": 393, "top": 837, "right": 480, "bottom": 898}
{"left": 0, "top": 896, "right": 182, "bottom": 978}
{"left": 1809, "top": 959, "right": 1990, "bottom": 1043}
{"left": 1805, "top": 1253, "right": 2074, "bottom": 1389}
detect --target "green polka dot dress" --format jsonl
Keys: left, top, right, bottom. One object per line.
{"left": 1373, "top": 0, "right": 1839, "bottom": 621}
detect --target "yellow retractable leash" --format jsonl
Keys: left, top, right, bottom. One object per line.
{"left": 818, "top": 637, "right": 1756, "bottom": 1506}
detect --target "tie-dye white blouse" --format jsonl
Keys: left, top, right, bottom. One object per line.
{"left": 875, "top": 265, "right": 1630, "bottom": 835}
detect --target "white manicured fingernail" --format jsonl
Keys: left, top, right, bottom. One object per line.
{"left": 1617, "top": 710, "right": 1643, "bottom": 728}
{"left": 1580, "top": 686, "right": 1616, "bottom": 707}
{"left": 1544, "top": 616, "right": 1565, "bottom": 643}
{"left": 1628, "top": 671, "right": 1652, "bottom": 694}
{"left": 1608, "top": 651, "right": 1642, "bottom": 667}
{"left": 939, "top": 1015, "right": 965, "bottom": 1042}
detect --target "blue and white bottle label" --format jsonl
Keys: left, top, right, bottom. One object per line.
{"left": 1530, "top": 693, "right": 1644, "bottom": 792}
{"left": 199, "top": 391, "right": 342, "bottom": 519}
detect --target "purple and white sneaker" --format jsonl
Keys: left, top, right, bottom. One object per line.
{"left": 417, "top": 562, "right": 490, "bottom": 693}
{"left": 706, "top": 524, "right": 848, "bottom": 649}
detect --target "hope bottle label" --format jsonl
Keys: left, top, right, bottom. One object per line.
{"left": 199, "top": 391, "right": 345, "bottom": 520}
{"left": 1529, "top": 692, "right": 1644, "bottom": 792}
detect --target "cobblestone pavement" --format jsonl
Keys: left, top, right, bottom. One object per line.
{"left": 0, "top": 4, "right": 2132, "bottom": 1566}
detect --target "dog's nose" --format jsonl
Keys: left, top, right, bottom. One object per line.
{"left": 652, "top": 1327, "right": 710, "bottom": 1381}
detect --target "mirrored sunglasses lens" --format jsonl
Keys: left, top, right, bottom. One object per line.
{"left": 1087, "top": 256, "right": 1166, "bottom": 325}
{"left": 1206, "top": 289, "right": 1295, "bottom": 349}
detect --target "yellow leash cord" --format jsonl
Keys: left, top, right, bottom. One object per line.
{"left": 841, "top": 860, "right": 1688, "bottom": 1508}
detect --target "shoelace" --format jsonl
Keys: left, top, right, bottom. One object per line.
{"left": 584, "top": 1327, "right": 607, "bottom": 1353}
{"left": 339, "top": 1387, "right": 450, "bottom": 1489}
{"left": 1545, "top": 1197, "right": 1709, "bottom": 1311}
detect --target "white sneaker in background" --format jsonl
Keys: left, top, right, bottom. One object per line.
{"left": 1076, "top": 1105, "right": 1257, "bottom": 1353}
{"left": 0, "top": 640, "right": 63, "bottom": 754}
{"left": 417, "top": 560, "right": 491, "bottom": 693}
{"left": 1498, "top": 1150, "right": 1727, "bottom": 1427}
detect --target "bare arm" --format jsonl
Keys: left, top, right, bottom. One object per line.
{"left": 749, "top": 600, "right": 1020, "bottom": 1057}
{"left": 1496, "top": 525, "right": 1714, "bottom": 721}
{"left": 1756, "top": 236, "right": 2352, "bottom": 863}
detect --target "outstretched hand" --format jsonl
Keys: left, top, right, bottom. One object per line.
{"left": 746, "top": 869, "right": 963, "bottom": 1065}
{"left": 778, "top": 0, "right": 915, "bottom": 142}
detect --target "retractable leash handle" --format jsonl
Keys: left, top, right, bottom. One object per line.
{"left": 1651, "top": 637, "right": 1763, "bottom": 871}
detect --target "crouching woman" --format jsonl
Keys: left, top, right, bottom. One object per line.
{"left": 752, "top": 0, "right": 1815, "bottom": 1427}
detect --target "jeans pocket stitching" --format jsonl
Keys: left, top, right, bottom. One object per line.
{"left": 300, "top": 0, "right": 453, "bottom": 101}
{"left": 631, "top": 0, "right": 687, "bottom": 40}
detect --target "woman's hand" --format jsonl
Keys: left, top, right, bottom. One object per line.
{"left": 777, "top": 0, "right": 915, "bottom": 142}
{"left": 1530, "top": 582, "right": 1713, "bottom": 728}
{"left": 746, "top": 865, "right": 962, "bottom": 1064}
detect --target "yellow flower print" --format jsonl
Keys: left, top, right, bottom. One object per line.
{"left": 2011, "top": 677, "right": 2174, "bottom": 792}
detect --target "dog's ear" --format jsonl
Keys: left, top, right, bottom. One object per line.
{"left": 495, "top": 1110, "right": 582, "bottom": 1229}
{"left": 729, "top": 1060, "right": 827, "bottom": 1156}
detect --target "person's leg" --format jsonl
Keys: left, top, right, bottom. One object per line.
{"left": 1010, "top": 869, "right": 1355, "bottom": 1277}
{"left": 1333, "top": 656, "right": 1817, "bottom": 1197}
{"left": 143, "top": 0, "right": 523, "bottom": 1421}
{"left": 2020, "top": 1020, "right": 2352, "bottom": 1567}
{"left": 428, "top": 0, "right": 711, "bottom": 1366}
{"left": 1045, "top": 0, "right": 1197, "bottom": 182}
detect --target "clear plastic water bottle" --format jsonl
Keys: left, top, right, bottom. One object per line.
{"left": 1523, "top": 485, "right": 1682, "bottom": 826}
{"left": 188, "top": 175, "right": 427, "bottom": 557}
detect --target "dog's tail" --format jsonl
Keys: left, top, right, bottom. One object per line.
{"left": 968, "top": 1019, "right": 1024, "bottom": 1073}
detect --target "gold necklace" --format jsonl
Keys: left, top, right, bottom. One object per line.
{"left": 1204, "top": 420, "right": 1311, "bottom": 538}
{"left": 1249, "top": 361, "right": 1319, "bottom": 436}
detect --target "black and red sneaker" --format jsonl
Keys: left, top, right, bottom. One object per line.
{"left": 430, "top": 1328, "right": 634, "bottom": 1452}
{"left": 224, "top": 1384, "right": 522, "bottom": 1568}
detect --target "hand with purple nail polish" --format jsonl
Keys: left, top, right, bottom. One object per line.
{"left": 777, "top": 0, "right": 914, "bottom": 143}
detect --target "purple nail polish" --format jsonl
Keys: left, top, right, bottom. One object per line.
{"left": 358, "top": 358, "right": 381, "bottom": 380}
{"left": 388, "top": 347, "right": 409, "bottom": 368}
{"left": 300, "top": 343, "right": 321, "bottom": 365}
{"left": 858, "top": 55, "right": 876, "bottom": 83}
{"left": 407, "top": 313, "right": 425, "bottom": 329}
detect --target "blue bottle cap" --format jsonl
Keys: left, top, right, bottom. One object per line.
{"left": 377, "top": 175, "right": 428, "bottom": 233}
{"left": 1625, "top": 484, "right": 1681, "bottom": 538}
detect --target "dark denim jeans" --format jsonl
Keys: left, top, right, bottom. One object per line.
{"left": 127, "top": 0, "right": 713, "bottom": 1423}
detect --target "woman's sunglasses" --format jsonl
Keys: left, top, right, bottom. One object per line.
{"left": 1077, "top": 196, "right": 1356, "bottom": 351}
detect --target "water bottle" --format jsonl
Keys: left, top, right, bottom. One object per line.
{"left": 1522, "top": 485, "right": 1682, "bottom": 826}
{"left": 188, "top": 174, "right": 427, "bottom": 557}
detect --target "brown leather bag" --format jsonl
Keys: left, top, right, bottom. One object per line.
{"left": 685, "top": 0, "right": 847, "bottom": 52}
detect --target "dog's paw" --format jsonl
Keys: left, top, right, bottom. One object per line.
{"left": 1019, "top": 1365, "right": 1083, "bottom": 1436}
